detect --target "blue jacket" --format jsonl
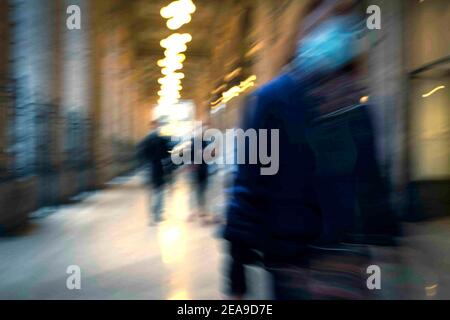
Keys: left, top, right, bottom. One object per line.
{"left": 223, "top": 73, "right": 397, "bottom": 260}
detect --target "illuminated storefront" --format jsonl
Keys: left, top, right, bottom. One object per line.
{"left": 404, "top": 0, "right": 449, "bottom": 219}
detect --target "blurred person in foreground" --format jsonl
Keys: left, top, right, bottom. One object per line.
{"left": 188, "top": 122, "right": 221, "bottom": 225}
{"left": 223, "top": 0, "right": 400, "bottom": 300}
{"left": 137, "top": 120, "right": 171, "bottom": 226}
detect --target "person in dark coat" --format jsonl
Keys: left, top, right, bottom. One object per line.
{"left": 223, "top": 0, "right": 400, "bottom": 300}
{"left": 137, "top": 121, "right": 171, "bottom": 225}
{"left": 192, "top": 138, "right": 209, "bottom": 215}
{"left": 188, "top": 123, "right": 216, "bottom": 223}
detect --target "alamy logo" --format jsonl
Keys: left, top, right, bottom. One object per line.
{"left": 66, "top": 265, "right": 81, "bottom": 290}
{"left": 66, "top": 5, "right": 81, "bottom": 30}
{"left": 170, "top": 122, "right": 280, "bottom": 176}
{"left": 366, "top": 5, "right": 381, "bottom": 30}
{"left": 366, "top": 265, "right": 381, "bottom": 290}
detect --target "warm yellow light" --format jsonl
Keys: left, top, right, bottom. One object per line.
{"left": 157, "top": 2, "right": 195, "bottom": 108}
{"left": 160, "top": 7, "right": 172, "bottom": 19}
{"left": 161, "top": 82, "right": 183, "bottom": 90}
{"left": 157, "top": 59, "right": 166, "bottom": 67}
{"left": 160, "top": 34, "right": 191, "bottom": 52}
{"left": 422, "top": 85, "right": 446, "bottom": 98}
{"left": 360, "top": 96, "right": 370, "bottom": 104}
{"left": 158, "top": 55, "right": 186, "bottom": 69}
{"left": 216, "top": 75, "right": 257, "bottom": 104}
{"left": 211, "top": 97, "right": 223, "bottom": 106}
{"left": 159, "top": 93, "right": 181, "bottom": 100}
{"left": 222, "top": 86, "right": 241, "bottom": 103}
{"left": 425, "top": 283, "right": 438, "bottom": 297}
{"left": 158, "top": 98, "right": 179, "bottom": 106}
{"left": 160, "top": 0, "right": 196, "bottom": 30}
{"left": 167, "top": 15, "right": 192, "bottom": 30}
{"left": 161, "top": 64, "right": 183, "bottom": 75}
{"left": 177, "top": 54, "right": 186, "bottom": 62}
{"left": 183, "top": 33, "right": 192, "bottom": 42}
{"left": 211, "top": 84, "right": 227, "bottom": 95}
{"left": 168, "top": 290, "right": 190, "bottom": 300}
{"left": 157, "top": 224, "right": 186, "bottom": 264}
{"left": 224, "top": 68, "right": 242, "bottom": 82}
{"left": 163, "top": 45, "right": 188, "bottom": 54}
{"left": 158, "top": 77, "right": 182, "bottom": 86}
{"left": 164, "top": 48, "right": 187, "bottom": 58}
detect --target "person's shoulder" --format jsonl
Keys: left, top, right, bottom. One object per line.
{"left": 254, "top": 73, "right": 295, "bottom": 101}
{"left": 141, "top": 132, "right": 153, "bottom": 142}
{"left": 146, "top": 130, "right": 156, "bottom": 137}
{"left": 238, "top": 75, "right": 294, "bottom": 127}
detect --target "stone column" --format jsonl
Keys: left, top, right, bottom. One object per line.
{"left": 367, "top": 0, "right": 407, "bottom": 189}
{"left": 59, "top": 0, "right": 93, "bottom": 198}
{"left": 0, "top": 0, "right": 13, "bottom": 180}
{"left": 89, "top": 0, "right": 112, "bottom": 187}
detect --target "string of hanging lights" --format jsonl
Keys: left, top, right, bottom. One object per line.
{"left": 157, "top": 0, "right": 196, "bottom": 109}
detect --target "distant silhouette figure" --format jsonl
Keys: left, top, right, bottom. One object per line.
{"left": 138, "top": 121, "right": 171, "bottom": 225}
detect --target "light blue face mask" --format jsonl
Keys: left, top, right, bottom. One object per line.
{"left": 294, "top": 15, "right": 363, "bottom": 76}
